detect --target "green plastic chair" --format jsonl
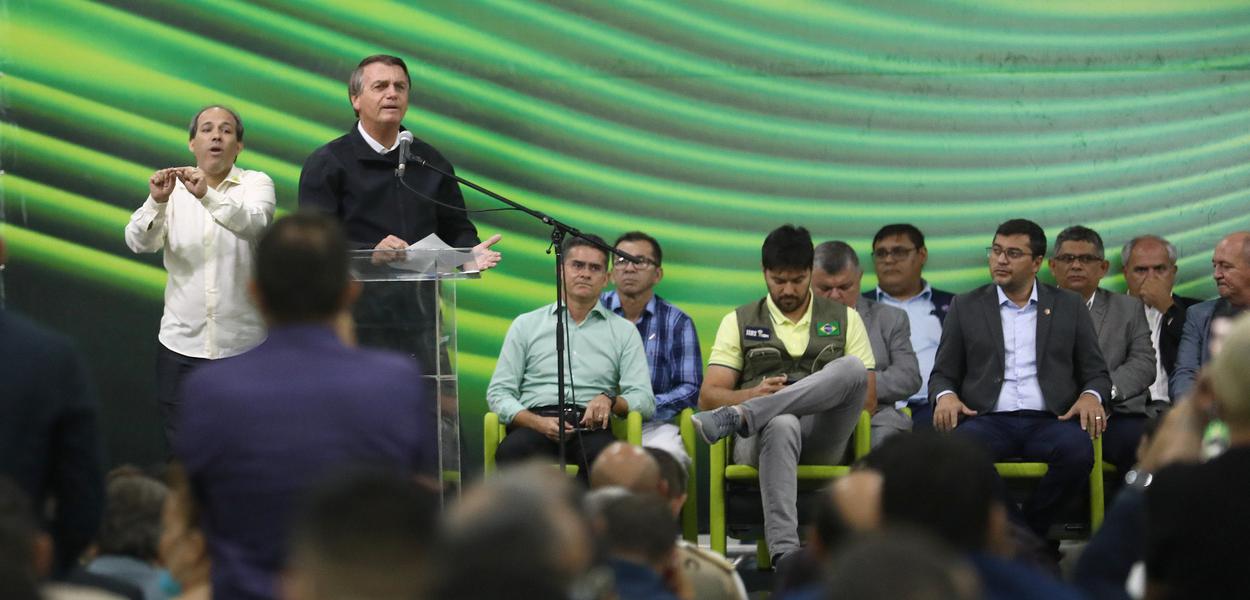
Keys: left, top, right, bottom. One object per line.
{"left": 707, "top": 410, "right": 873, "bottom": 567}
{"left": 483, "top": 410, "right": 643, "bottom": 477}
{"left": 993, "top": 436, "right": 1106, "bottom": 531}
{"left": 678, "top": 408, "right": 699, "bottom": 543}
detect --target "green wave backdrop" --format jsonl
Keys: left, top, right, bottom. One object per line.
{"left": 2, "top": 0, "right": 1249, "bottom": 467}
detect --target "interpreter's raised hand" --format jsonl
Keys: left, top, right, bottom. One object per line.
{"left": 1138, "top": 276, "right": 1175, "bottom": 313}
{"left": 148, "top": 168, "right": 178, "bottom": 203}
{"left": 581, "top": 393, "right": 614, "bottom": 430}
{"left": 752, "top": 375, "right": 787, "bottom": 399}
{"left": 473, "top": 234, "right": 503, "bottom": 271}
{"left": 175, "top": 167, "right": 207, "bottom": 199}
{"left": 1059, "top": 392, "right": 1107, "bottom": 439}
{"left": 934, "top": 393, "right": 977, "bottom": 432}
{"left": 371, "top": 235, "right": 409, "bottom": 265}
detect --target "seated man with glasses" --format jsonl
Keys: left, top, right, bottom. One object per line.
{"left": 1049, "top": 225, "right": 1157, "bottom": 471}
{"left": 863, "top": 224, "right": 955, "bottom": 431}
{"left": 488, "top": 235, "right": 655, "bottom": 480}
{"left": 600, "top": 232, "right": 701, "bottom": 469}
{"left": 930, "top": 219, "right": 1111, "bottom": 541}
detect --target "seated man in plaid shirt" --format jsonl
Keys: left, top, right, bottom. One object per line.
{"left": 601, "top": 231, "right": 702, "bottom": 468}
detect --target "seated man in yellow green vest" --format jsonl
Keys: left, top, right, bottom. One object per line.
{"left": 693, "top": 224, "right": 874, "bottom": 567}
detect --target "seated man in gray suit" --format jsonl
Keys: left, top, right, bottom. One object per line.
{"left": 931, "top": 219, "right": 1111, "bottom": 539}
{"left": 812, "top": 241, "right": 921, "bottom": 447}
{"left": 1171, "top": 231, "right": 1250, "bottom": 399}
{"left": 1049, "top": 225, "right": 1156, "bottom": 470}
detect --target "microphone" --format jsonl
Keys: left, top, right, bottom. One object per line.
{"left": 395, "top": 131, "right": 413, "bottom": 177}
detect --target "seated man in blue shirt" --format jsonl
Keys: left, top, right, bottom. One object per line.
{"left": 488, "top": 234, "right": 655, "bottom": 478}
{"left": 601, "top": 231, "right": 702, "bottom": 469}
{"left": 930, "top": 218, "right": 1110, "bottom": 539}
{"left": 863, "top": 224, "right": 954, "bottom": 431}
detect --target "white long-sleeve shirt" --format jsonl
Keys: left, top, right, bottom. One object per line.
{"left": 125, "top": 166, "right": 275, "bottom": 359}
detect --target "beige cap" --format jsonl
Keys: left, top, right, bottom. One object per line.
{"left": 1209, "top": 313, "right": 1250, "bottom": 423}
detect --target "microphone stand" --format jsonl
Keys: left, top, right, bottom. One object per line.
{"left": 407, "top": 153, "right": 639, "bottom": 472}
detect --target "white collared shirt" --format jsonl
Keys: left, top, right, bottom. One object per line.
{"left": 357, "top": 121, "right": 403, "bottom": 154}
{"left": 1144, "top": 305, "right": 1170, "bottom": 402}
{"left": 993, "top": 283, "right": 1046, "bottom": 412}
{"left": 125, "top": 166, "right": 276, "bottom": 359}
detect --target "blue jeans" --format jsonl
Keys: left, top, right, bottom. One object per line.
{"left": 955, "top": 410, "right": 1094, "bottom": 537}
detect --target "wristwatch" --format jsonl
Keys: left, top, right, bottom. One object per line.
{"left": 1124, "top": 469, "right": 1153, "bottom": 492}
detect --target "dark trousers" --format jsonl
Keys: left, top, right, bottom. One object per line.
{"left": 1102, "top": 414, "right": 1148, "bottom": 471}
{"left": 909, "top": 402, "right": 934, "bottom": 432}
{"left": 955, "top": 411, "right": 1094, "bottom": 537}
{"left": 156, "top": 344, "right": 208, "bottom": 452}
{"left": 496, "top": 419, "right": 616, "bottom": 483}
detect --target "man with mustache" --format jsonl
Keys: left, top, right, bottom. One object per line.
{"left": 601, "top": 231, "right": 702, "bottom": 469}
{"left": 125, "top": 105, "right": 276, "bottom": 449}
{"left": 863, "top": 224, "right": 955, "bottom": 432}
{"left": 693, "top": 225, "right": 873, "bottom": 567}
{"left": 488, "top": 235, "right": 655, "bottom": 478}
{"left": 1170, "top": 231, "right": 1250, "bottom": 398}
{"left": 930, "top": 219, "right": 1110, "bottom": 540}
{"left": 1049, "top": 225, "right": 1157, "bottom": 471}
{"left": 1120, "top": 235, "right": 1201, "bottom": 406}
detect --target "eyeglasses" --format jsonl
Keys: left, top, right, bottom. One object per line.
{"left": 613, "top": 257, "right": 658, "bottom": 270}
{"left": 1052, "top": 254, "right": 1104, "bottom": 265}
{"left": 872, "top": 247, "right": 917, "bottom": 261}
{"left": 986, "top": 246, "right": 1034, "bottom": 260}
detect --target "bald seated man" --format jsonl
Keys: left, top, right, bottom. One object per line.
{"left": 591, "top": 443, "right": 747, "bottom": 600}
{"left": 1171, "top": 231, "right": 1250, "bottom": 398}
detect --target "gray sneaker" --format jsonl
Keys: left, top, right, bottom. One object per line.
{"left": 692, "top": 406, "right": 742, "bottom": 444}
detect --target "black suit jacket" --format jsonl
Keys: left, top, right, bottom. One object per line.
{"left": 1158, "top": 293, "right": 1203, "bottom": 376}
{"left": 0, "top": 310, "right": 103, "bottom": 575}
{"left": 929, "top": 282, "right": 1112, "bottom": 415}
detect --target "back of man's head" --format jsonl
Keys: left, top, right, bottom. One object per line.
{"left": 762, "top": 225, "right": 814, "bottom": 272}
{"left": 644, "top": 448, "right": 687, "bottom": 518}
{"left": 824, "top": 530, "right": 979, "bottom": 600}
{"left": 96, "top": 467, "right": 168, "bottom": 562}
{"left": 587, "top": 489, "right": 677, "bottom": 571}
{"left": 429, "top": 465, "right": 591, "bottom": 600}
{"left": 590, "top": 442, "right": 661, "bottom": 495}
{"left": 813, "top": 241, "right": 861, "bottom": 276}
{"left": 255, "top": 212, "right": 351, "bottom": 324}
{"left": 286, "top": 470, "right": 439, "bottom": 600}
{"left": 864, "top": 433, "right": 999, "bottom": 553}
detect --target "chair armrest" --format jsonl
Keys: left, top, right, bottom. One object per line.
{"left": 854, "top": 409, "right": 872, "bottom": 460}
{"left": 679, "top": 408, "right": 698, "bottom": 543}
{"left": 610, "top": 411, "right": 644, "bottom": 445}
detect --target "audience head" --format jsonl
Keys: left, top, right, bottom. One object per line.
{"left": 561, "top": 234, "right": 611, "bottom": 305}
{"left": 611, "top": 232, "right": 664, "bottom": 298}
{"left": 186, "top": 106, "right": 245, "bottom": 179}
{"left": 589, "top": 442, "right": 661, "bottom": 496}
{"left": 824, "top": 530, "right": 980, "bottom": 600}
{"left": 1212, "top": 232, "right": 1250, "bottom": 307}
{"left": 871, "top": 224, "right": 929, "bottom": 298}
{"left": 158, "top": 464, "right": 209, "bottom": 593}
{"left": 1050, "top": 225, "right": 1109, "bottom": 300}
{"left": 1208, "top": 313, "right": 1250, "bottom": 432}
{"left": 762, "top": 225, "right": 814, "bottom": 315}
{"left": 644, "top": 447, "right": 688, "bottom": 518}
{"left": 348, "top": 54, "right": 411, "bottom": 125}
{"left": 0, "top": 476, "right": 48, "bottom": 594}
{"left": 428, "top": 464, "right": 592, "bottom": 600}
{"left": 284, "top": 470, "right": 439, "bottom": 600}
{"left": 810, "top": 470, "right": 883, "bottom": 558}
{"left": 864, "top": 433, "right": 1006, "bottom": 554}
{"left": 585, "top": 488, "right": 678, "bottom": 572}
{"left": 812, "top": 241, "right": 863, "bottom": 308}
{"left": 989, "top": 219, "right": 1046, "bottom": 296}
{"left": 253, "top": 212, "right": 357, "bottom": 325}
{"left": 1122, "top": 235, "right": 1179, "bottom": 298}
{"left": 95, "top": 467, "right": 168, "bottom": 563}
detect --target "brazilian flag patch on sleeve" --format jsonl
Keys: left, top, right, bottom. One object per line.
{"left": 816, "top": 321, "right": 841, "bottom": 337}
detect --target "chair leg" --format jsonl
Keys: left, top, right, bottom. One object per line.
{"left": 710, "top": 438, "right": 727, "bottom": 555}
{"left": 681, "top": 409, "right": 699, "bottom": 543}
{"left": 1090, "top": 436, "right": 1105, "bottom": 531}
{"left": 756, "top": 539, "right": 771, "bottom": 571}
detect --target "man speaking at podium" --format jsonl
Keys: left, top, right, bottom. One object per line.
{"left": 298, "top": 54, "right": 501, "bottom": 360}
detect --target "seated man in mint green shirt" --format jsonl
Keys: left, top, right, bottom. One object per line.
{"left": 488, "top": 234, "right": 655, "bottom": 480}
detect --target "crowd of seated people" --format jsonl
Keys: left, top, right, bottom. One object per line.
{"left": 4, "top": 210, "right": 1250, "bottom": 599}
